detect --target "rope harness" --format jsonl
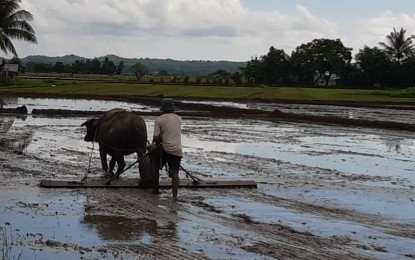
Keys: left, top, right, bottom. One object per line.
{"left": 85, "top": 129, "right": 98, "bottom": 175}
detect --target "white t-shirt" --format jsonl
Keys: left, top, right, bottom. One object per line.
{"left": 153, "top": 113, "right": 183, "bottom": 157}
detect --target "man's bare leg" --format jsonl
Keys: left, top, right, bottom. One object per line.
{"left": 171, "top": 170, "right": 179, "bottom": 198}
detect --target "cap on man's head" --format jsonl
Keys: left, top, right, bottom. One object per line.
{"left": 160, "top": 98, "right": 175, "bottom": 112}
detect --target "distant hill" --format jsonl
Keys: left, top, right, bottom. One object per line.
{"left": 21, "top": 54, "right": 247, "bottom": 76}
{"left": 21, "top": 54, "right": 84, "bottom": 65}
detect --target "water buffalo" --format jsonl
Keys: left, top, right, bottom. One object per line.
{"left": 81, "top": 109, "right": 154, "bottom": 184}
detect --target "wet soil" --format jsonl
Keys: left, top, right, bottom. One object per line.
{"left": 1, "top": 97, "right": 415, "bottom": 259}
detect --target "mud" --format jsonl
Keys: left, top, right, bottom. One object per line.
{"left": 1, "top": 97, "right": 415, "bottom": 259}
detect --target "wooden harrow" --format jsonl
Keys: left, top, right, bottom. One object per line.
{"left": 40, "top": 179, "right": 257, "bottom": 189}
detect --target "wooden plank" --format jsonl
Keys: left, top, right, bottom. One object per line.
{"left": 40, "top": 179, "right": 257, "bottom": 189}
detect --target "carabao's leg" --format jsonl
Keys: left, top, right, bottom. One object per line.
{"left": 116, "top": 156, "right": 126, "bottom": 174}
{"left": 109, "top": 157, "right": 116, "bottom": 176}
{"left": 99, "top": 146, "right": 108, "bottom": 174}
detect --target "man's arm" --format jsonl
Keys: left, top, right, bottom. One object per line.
{"left": 153, "top": 118, "right": 162, "bottom": 145}
{"left": 152, "top": 135, "right": 162, "bottom": 145}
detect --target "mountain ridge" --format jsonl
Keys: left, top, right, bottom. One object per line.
{"left": 21, "top": 54, "right": 247, "bottom": 76}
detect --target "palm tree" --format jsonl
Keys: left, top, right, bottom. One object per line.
{"left": 379, "top": 27, "right": 414, "bottom": 63}
{"left": 0, "top": 0, "right": 37, "bottom": 57}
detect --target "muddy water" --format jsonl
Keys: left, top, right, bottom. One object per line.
{"left": 5, "top": 97, "right": 415, "bottom": 124}
{"left": 0, "top": 187, "right": 108, "bottom": 259}
{"left": 1, "top": 98, "right": 415, "bottom": 259}
{"left": 5, "top": 115, "right": 414, "bottom": 185}
{"left": 182, "top": 100, "right": 415, "bottom": 124}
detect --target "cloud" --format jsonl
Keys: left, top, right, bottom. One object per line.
{"left": 344, "top": 11, "right": 415, "bottom": 53}
{"left": 11, "top": 0, "right": 415, "bottom": 61}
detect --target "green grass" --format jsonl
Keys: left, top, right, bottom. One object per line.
{"left": 1, "top": 226, "right": 22, "bottom": 260}
{"left": 1, "top": 77, "right": 415, "bottom": 103}
{"left": 1, "top": 227, "right": 12, "bottom": 260}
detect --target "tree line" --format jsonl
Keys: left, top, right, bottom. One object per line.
{"left": 15, "top": 56, "right": 245, "bottom": 79}
{"left": 242, "top": 28, "right": 415, "bottom": 89}
{"left": 22, "top": 56, "right": 125, "bottom": 76}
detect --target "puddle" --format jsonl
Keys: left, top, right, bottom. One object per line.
{"left": 181, "top": 100, "right": 251, "bottom": 109}
{"left": 81, "top": 215, "right": 158, "bottom": 241}
{"left": 0, "top": 186, "right": 177, "bottom": 259}
{"left": 0, "top": 188, "right": 103, "bottom": 246}
{"left": 0, "top": 187, "right": 110, "bottom": 259}
{"left": 0, "top": 131, "right": 32, "bottom": 151}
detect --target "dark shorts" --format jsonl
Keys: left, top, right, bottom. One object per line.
{"left": 161, "top": 150, "right": 182, "bottom": 171}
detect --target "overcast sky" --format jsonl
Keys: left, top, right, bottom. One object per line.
{"left": 10, "top": 0, "right": 415, "bottom": 61}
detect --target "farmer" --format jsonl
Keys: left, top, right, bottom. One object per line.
{"left": 152, "top": 98, "right": 183, "bottom": 198}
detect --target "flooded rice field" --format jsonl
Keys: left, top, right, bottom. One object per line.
{"left": 0, "top": 98, "right": 415, "bottom": 259}
{"left": 180, "top": 99, "right": 415, "bottom": 124}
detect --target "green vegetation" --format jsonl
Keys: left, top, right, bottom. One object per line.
{"left": 1, "top": 226, "right": 20, "bottom": 260}
{"left": 392, "top": 86, "right": 415, "bottom": 98}
{"left": 244, "top": 29, "right": 415, "bottom": 89}
{"left": 1, "top": 228, "right": 10, "bottom": 260}
{"left": 0, "top": 0, "right": 37, "bottom": 57}
{"left": 1, "top": 77, "right": 415, "bottom": 103}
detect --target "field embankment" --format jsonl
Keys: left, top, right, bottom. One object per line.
{"left": 1, "top": 76, "right": 415, "bottom": 105}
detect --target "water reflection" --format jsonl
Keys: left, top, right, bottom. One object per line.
{"left": 385, "top": 139, "right": 403, "bottom": 153}
{"left": 82, "top": 214, "right": 178, "bottom": 242}
{"left": 0, "top": 117, "right": 14, "bottom": 132}
{"left": 0, "top": 131, "right": 32, "bottom": 151}
{"left": 0, "top": 116, "right": 32, "bottom": 151}
{"left": 82, "top": 215, "right": 157, "bottom": 241}
{"left": 389, "top": 143, "right": 401, "bottom": 153}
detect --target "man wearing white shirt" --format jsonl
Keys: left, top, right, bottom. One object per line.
{"left": 152, "top": 98, "right": 182, "bottom": 198}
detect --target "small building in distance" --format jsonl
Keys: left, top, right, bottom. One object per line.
{"left": 0, "top": 58, "right": 19, "bottom": 79}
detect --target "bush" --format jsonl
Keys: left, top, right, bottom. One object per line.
{"left": 0, "top": 77, "right": 16, "bottom": 86}
{"left": 392, "top": 86, "right": 415, "bottom": 97}
{"left": 43, "top": 79, "right": 56, "bottom": 84}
